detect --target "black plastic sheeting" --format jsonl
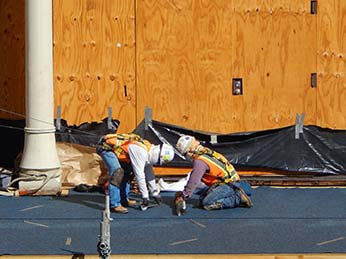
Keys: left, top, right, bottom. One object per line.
{"left": 1, "top": 118, "right": 346, "bottom": 175}
{"left": 0, "top": 118, "right": 119, "bottom": 169}
{"left": 133, "top": 120, "right": 346, "bottom": 175}
{"left": 54, "top": 118, "right": 119, "bottom": 146}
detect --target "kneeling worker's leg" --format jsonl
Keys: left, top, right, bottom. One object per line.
{"left": 201, "top": 184, "right": 231, "bottom": 210}
{"left": 202, "top": 183, "right": 251, "bottom": 210}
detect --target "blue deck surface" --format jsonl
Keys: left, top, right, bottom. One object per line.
{"left": 1, "top": 186, "right": 346, "bottom": 255}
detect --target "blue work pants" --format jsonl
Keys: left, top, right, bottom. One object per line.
{"left": 200, "top": 183, "right": 242, "bottom": 209}
{"left": 98, "top": 150, "right": 130, "bottom": 208}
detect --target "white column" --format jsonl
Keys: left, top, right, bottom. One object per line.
{"left": 19, "top": 0, "right": 61, "bottom": 195}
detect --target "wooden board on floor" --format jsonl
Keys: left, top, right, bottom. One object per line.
{"left": 153, "top": 166, "right": 346, "bottom": 186}
{"left": 2, "top": 253, "right": 346, "bottom": 259}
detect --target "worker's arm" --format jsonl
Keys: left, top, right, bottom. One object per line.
{"left": 182, "top": 159, "right": 209, "bottom": 199}
{"left": 174, "top": 160, "right": 208, "bottom": 216}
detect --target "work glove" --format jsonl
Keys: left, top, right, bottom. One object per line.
{"left": 153, "top": 195, "right": 162, "bottom": 205}
{"left": 174, "top": 191, "right": 186, "bottom": 216}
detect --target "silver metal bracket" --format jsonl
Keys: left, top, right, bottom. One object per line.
{"left": 56, "top": 106, "right": 61, "bottom": 131}
{"left": 210, "top": 135, "right": 218, "bottom": 144}
{"left": 295, "top": 113, "right": 305, "bottom": 139}
{"left": 107, "top": 107, "right": 113, "bottom": 130}
{"left": 144, "top": 106, "right": 152, "bottom": 131}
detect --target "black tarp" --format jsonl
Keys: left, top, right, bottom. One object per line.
{"left": 133, "top": 120, "right": 346, "bottom": 175}
{"left": 1, "top": 118, "right": 345, "bottom": 175}
{"left": 0, "top": 118, "right": 119, "bottom": 169}
{"left": 54, "top": 118, "right": 119, "bottom": 146}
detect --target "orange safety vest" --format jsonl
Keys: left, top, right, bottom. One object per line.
{"left": 101, "top": 133, "right": 152, "bottom": 162}
{"left": 193, "top": 148, "right": 239, "bottom": 186}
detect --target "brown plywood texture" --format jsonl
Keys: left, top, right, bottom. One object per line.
{"left": 317, "top": 0, "right": 346, "bottom": 129}
{"left": 0, "top": 0, "right": 25, "bottom": 119}
{"left": 0, "top": 0, "right": 345, "bottom": 133}
{"left": 53, "top": 0, "right": 136, "bottom": 133}
{"left": 136, "top": 0, "right": 234, "bottom": 133}
{"left": 266, "top": 0, "right": 317, "bottom": 128}
{"left": 137, "top": 0, "right": 319, "bottom": 133}
{"left": 231, "top": 0, "right": 273, "bottom": 132}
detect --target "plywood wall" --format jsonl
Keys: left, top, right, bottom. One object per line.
{"left": 136, "top": 0, "right": 235, "bottom": 132}
{"left": 0, "top": 0, "right": 345, "bottom": 133}
{"left": 53, "top": 0, "right": 136, "bottom": 133}
{"left": 317, "top": 0, "right": 346, "bottom": 129}
{"left": 0, "top": 0, "right": 25, "bottom": 120}
{"left": 136, "top": 0, "right": 319, "bottom": 133}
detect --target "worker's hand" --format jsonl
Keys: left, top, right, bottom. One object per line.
{"left": 174, "top": 191, "right": 186, "bottom": 216}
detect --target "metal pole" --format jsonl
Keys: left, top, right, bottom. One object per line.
{"left": 98, "top": 184, "right": 112, "bottom": 258}
{"left": 19, "top": 0, "right": 61, "bottom": 195}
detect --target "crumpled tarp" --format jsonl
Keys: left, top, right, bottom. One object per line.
{"left": 133, "top": 120, "right": 346, "bottom": 175}
{"left": 55, "top": 117, "right": 119, "bottom": 146}
{"left": 0, "top": 118, "right": 119, "bottom": 169}
{"left": 1, "top": 118, "right": 346, "bottom": 175}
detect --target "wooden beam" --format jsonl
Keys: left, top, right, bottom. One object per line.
{"left": 3, "top": 253, "right": 346, "bottom": 259}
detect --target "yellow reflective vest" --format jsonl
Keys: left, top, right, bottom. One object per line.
{"left": 101, "top": 133, "right": 152, "bottom": 162}
{"left": 193, "top": 147, "right": 239, "bottom": 186}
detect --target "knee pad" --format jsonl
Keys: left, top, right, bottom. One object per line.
{"left": 109, "top": 168, "right": 125, "bottom": 187}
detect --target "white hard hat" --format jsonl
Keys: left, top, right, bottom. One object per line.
{"left": 176, "top": 135, "right": 195, "bottom": 155}
{"left": 159, "top": 143, "right": 175, "bottom": 165}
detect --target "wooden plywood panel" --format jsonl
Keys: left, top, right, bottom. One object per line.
{"left": 231, "top": 0, "right": 273, "bottom": 132}
{"left": 267, "top": 0, "right": 317, "bottom": 128}
{"left": 0, "top": 0, "right": 25, "bottom": 119}
{"left": 53, "top": 0, "right": 136, "bottom": 133}
{"left": 136, "top": 0, "right": 198, "bottom": 129}
{"left": 232, "top": 0, "right": 317, "bottom": 131}
{"left": 317, "top": 73, "right": 346, "bottom": 128}
{"left": 317, "top": 0, "right": 346, "bottom": 129}
{"left": 136, "top": 0, "right": 234, "bottom": 133}
{"left": 194, "top": 1, "right": 233, "bottom": 133}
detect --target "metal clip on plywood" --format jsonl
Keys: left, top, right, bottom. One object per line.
{"left": 107, "top": 107, "right": 113, "bottom": 130}
{"left": 295, "top": 113, "right": 305, "bottom": 139}
{"left": 210, "top": 135, "right": 218, "bottom": 144}
{"left": 144, "top": 106, "right": 152, "bottom": 131}
{"left": 56, "top": 106, "right": 61, "bottom": 131}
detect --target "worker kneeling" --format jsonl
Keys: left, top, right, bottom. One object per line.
{"left": 174, "top": 135, "right": 252, "bottom": 215}
{"left": 97, "top": 133, "right": 175, "bottom": 214}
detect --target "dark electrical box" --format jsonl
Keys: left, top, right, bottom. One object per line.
{"left": 311, "top": 73, "right": 317, "bottom": 88}
{"left": 311, "top": 0, "right": 317, "bottom": 14}
{"left": 232, "top": 78, "right": 243, "bottom": 95}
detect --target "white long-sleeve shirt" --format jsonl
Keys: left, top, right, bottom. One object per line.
{"left": 127, "top": 144, "right": 159, "bottom": 199}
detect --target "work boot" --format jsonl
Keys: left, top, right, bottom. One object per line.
{"left": 140, "top": 198, "right": 149, "bottom": 211}
{"left": 122, "top": 199, "right": 137, "bottom": 207}
{"left": 110, "top": 205, "right": 128, "bottom": 214}
{"left": 203, "top": 202, "right": 222, "bottom": 211}
{"left": 127, "top": 199, "right": 137, "bottom": 206}
{"left": 238, "top": 188, "right": 253, "bottom": 208}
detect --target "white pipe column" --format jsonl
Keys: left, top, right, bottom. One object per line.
{"left": 19, "top": 0, "right": 61, "bottom": 194}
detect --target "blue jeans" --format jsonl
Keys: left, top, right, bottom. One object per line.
{"left": 200, "top": 183, "right": 242, "bottom": 209}
{"left": 98, "top": 150, "right": 130, "bottom": 208}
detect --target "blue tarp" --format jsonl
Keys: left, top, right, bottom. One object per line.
{"left": 1, "top": 187, "right": 346, "bottom": 255}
